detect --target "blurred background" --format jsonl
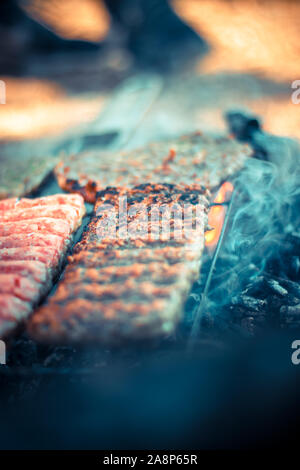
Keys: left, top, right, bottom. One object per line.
{"left": 0, "top": 0, "right": 299, "bottom": 141}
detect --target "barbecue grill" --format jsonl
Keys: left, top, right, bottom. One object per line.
{"left": 0, "top": 75, "right": 300, "bottom": 451}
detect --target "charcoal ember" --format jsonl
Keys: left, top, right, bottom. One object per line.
{"left": 237, "top": 310, "right": 268, "bottom": 335}
{"left": 280, "top": 304, "right": 300, "bottom": 317}
{"left": 278, "top": 278, "right": 300, "bottom": 298}
{"left": 232, "top": 295, "right": 267, "bottom": 313}
{"left": 243, "top": 275, "right": 288, "bottom": 299}
{"left": 266, "top": 279, "right": 288, "bottom": 296}
{"left": 284, "top": 296, "right": 300, "bottom": 306}
{"left": 228, "top": 304, "right": 266, "bottom": 325}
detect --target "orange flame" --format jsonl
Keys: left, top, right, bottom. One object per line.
{"left": 205, "top": 181, "right": 234, "bottom": 248}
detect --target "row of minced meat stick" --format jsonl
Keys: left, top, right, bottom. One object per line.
{"left": 28, "top": 184, "right": 210, "bottom": 344}
{"left": 0, "top": 132, "right": 250, "bottom": 344}
{"left": 0, "top": 194, "right": 85, "bottom": 338}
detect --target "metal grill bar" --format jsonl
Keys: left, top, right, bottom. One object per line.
{"left": 187, "top": 188, "right": 236, "bottom": 352}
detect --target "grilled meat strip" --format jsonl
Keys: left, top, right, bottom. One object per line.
{"left": 55, "top": 132, "right": 251, "bottom": 203}
{"left": 0, "top": 194, "right": 85, "bottom": 338}
{"left": 0, "top": 194, "right": 84, "bottom": 212}
{"left": 28, "top": 184, "right": 210, "bottom": 344}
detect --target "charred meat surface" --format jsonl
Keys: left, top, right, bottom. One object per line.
{"left": 0, "top": 194, "right": 85, "bottom": 338}
{"left": 55, "top": 132, "right": 251, "bottom": 202}
{"left": 28, "top": 184, "right": 210, "bottom": 344}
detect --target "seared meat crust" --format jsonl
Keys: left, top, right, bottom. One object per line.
{"left": 55, "top": 132, "right": 251, "bottom": 202}
{"left": 28, "top": 184, "right": 209, "bottom": 344}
